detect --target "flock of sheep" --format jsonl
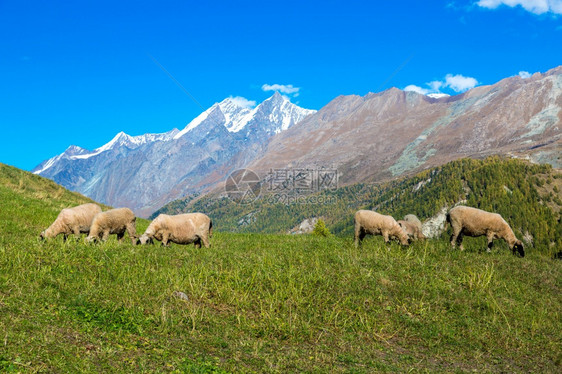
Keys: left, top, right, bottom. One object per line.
{"left": 354, "top": 207, "right": 524, "bottom": 257}
{"left": 40, "top": 203, "right": 525, "bottom": 257}
{"left": 39, "top": 204, "right": 213, "bottom": 248}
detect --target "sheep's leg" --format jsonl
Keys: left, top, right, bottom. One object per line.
{"left": 486, "top": 232, "right": 494, "bottom": 253}
{"left": 354, "top": 224, "right": 362, "bottom": 248}
{"left": 161, "top": 232, "right": 170, "bottom": 247}
{"left": 383, "top": 231, "right": 390, "bottom": 244}
{"left": 102, "top": 230, "right": 110, "bottom": 242}
{"left": 126, "top": 223, "right": 137, "bottom": 244}
{"left": 200, "top": 235, "right": 210, "bottom": 248}
{"left": 116, "top": 232, "right": 124, "bottom": 242}
{"left": 72, "top": 227, "right": 81, "bottom": 240}
{"left": 355, "top": 230, "right": 366, "bottom": 248}
{"left": 450, "top": 225, "right": 461, "bottom": 249}
{"left": 63, "top": 233, "right": 68, "bottom": 242}
{"left": 194, "top": 238, "right": 201, "bottom": 249}
{"left": 456, "top": 233, "right": 465, "bottom": 251}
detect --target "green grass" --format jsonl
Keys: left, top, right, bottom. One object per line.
{"left": 1, "top": 163, "right": 561, "bottom": 372}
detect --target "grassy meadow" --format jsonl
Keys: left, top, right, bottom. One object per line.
{"left": 1, "top": 163, "right": 561, "bottom": 372}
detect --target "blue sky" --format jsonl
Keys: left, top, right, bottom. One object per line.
{"left": 1, "top": 0, "right": 561, "bottom": 170}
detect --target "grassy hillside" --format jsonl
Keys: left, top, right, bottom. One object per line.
{"left": 0, "top": 162, "right": 561, "bottom": 372}
{"left": 161, "top": 157, "right": 562, "bottom": 255}
{"left": 0, "top": 163, "right": 104, "bottom": 240}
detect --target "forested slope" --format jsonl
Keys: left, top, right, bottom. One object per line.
{"left": 158, "top": 157, "right": 562, "bottom": 254}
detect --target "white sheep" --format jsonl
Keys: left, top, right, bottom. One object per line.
{"left": 138, "top": 213, "right": 212, "bottom": 248}
{"left": 447, "top": 205, "right": 524, "bottom": 256}
{"left": 397, "top": 219, "right": 426, "bottom": 241}
{"left": 85, "top": 207, "right": 137, "bottom": 244}
{"left": 354, "top": 210, "right": 409, "bottom": 247}
{"left": 40, "top": 203, "right": 102, "bottom": 241}
{"left": 404, "top": 214, "right": 423, "bottom": 231}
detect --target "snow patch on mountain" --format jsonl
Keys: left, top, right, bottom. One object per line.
{"left": 33, "top": 129, "right": 179, "bottom": 174}
{"left": 174, "top": 93, "right": 316, "bottom": 138}
{"left": 33, "top": 93, "right": 315, "bottom": 179}
{"left": 174, "top": 108, "right": 214, "bottom": 139}
{"left": 427, "top": 93, "right": 450, "bottom": 99}
{"left": 74, "top": 129, "right": 179, "bottom": 159}
{"left": 33, "top": 153, "right": 65, "bottom": 175}
{"left": 251, "top": 92, "right": 316, "bottom": 135}
{"left": 220, "top": 98, "right": 255, "bottom": 133}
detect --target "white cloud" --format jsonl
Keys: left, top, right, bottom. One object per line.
{"left": 519, "top": 70, "right": 532, "bottom": 78}
{"left": 552, "top": 0, "right": 562, "bottom": 13}
{"left": 476, "top": 0, "right": 562, "bottom": 15}
{"left": 404, "top": 85, "right": 430, "bottom": 95}
{"left": 228, "top": 96, "right": 256, "bottom": 109}
{"left": 404, "top": 73, "right": 479, "bottom": 96}
{"left": 261, "top": 83, "right": 300, "bottom": 95}
{"left": 444, "top": 74, "right": 479, "bottom": 92}
{"left": 428, "top": 80, "right": 444, "bottom": 92}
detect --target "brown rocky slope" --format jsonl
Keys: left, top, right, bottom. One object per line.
{"left": 247, "top": 66, "right": 561, "bottom": 186}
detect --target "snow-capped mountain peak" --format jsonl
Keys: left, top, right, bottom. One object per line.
{"left": 267, "top": 91, "right": 286, "bottom": 103}
{"left": 173, "top": 104, "right": 219, "bottom": 139}
{"left": 252, "top": 92, "right": 316, "bottom": 134}
{"left": 33, "top": 129, "right": 179, "bottom": 174}
{"left": 174, "top": 94, "right": 316, "bottom": 137}
{"left": 73, "top": 129, "right": 178, "bottom": 159}
{"left": 32, "top": 93, "right": 316, "bottom": 215}
{"left": 64, "top": 145, "right": 90, "bottom": 156}
{"left": 96, "top": 131, "right": 130, "bottom": 152}
{"left": 96, "top": 130, "right": 179, "bottom": 152}
{"left": 214, "top": 97, "right": 253, "bottom": 133}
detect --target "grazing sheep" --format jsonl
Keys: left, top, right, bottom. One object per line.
{"left": 40, "top": 203, "right": 102, "bottom": 241}
{"left": 404, "top": 214, "right": 423, "bottom": 232}
{"left": 354, "top": 210, "right": 409, "bottom": 247}
{"left": 397, "top": 220, "right": 426, "bottom": 241}
{"left": 85, "top": 208, "right": 137, "bottom": 244}
{"left": 138, "top": 213, "right": 212, "bottom": 248}
{"left": 447, "top": 205, "right": 524, "bottom": 257}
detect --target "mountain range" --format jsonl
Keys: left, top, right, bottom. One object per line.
{"left": 34, "top": 66, "right": 562, "bottom": 217}
{"left": 33, "top": 92, "right": 315, "bottom": 217}
{"left": 247, "top": 66, "right": 561, "bottom": 186}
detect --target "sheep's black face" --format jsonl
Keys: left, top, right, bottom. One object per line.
{"left": 138, "top": 235, "right": 153, "bottom": 245}
{"left": 513, "top": 242, "right": 525, "bottom": 257}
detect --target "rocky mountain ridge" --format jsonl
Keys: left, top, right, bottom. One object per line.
{"left": 33, "top": 93, "right": 316, "bottom": 217}
{"left": 247, "top": 66, "right": 561, "bottom": 187}
{"left": 34, "top": 66, "right": 562, "bottom": 217}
